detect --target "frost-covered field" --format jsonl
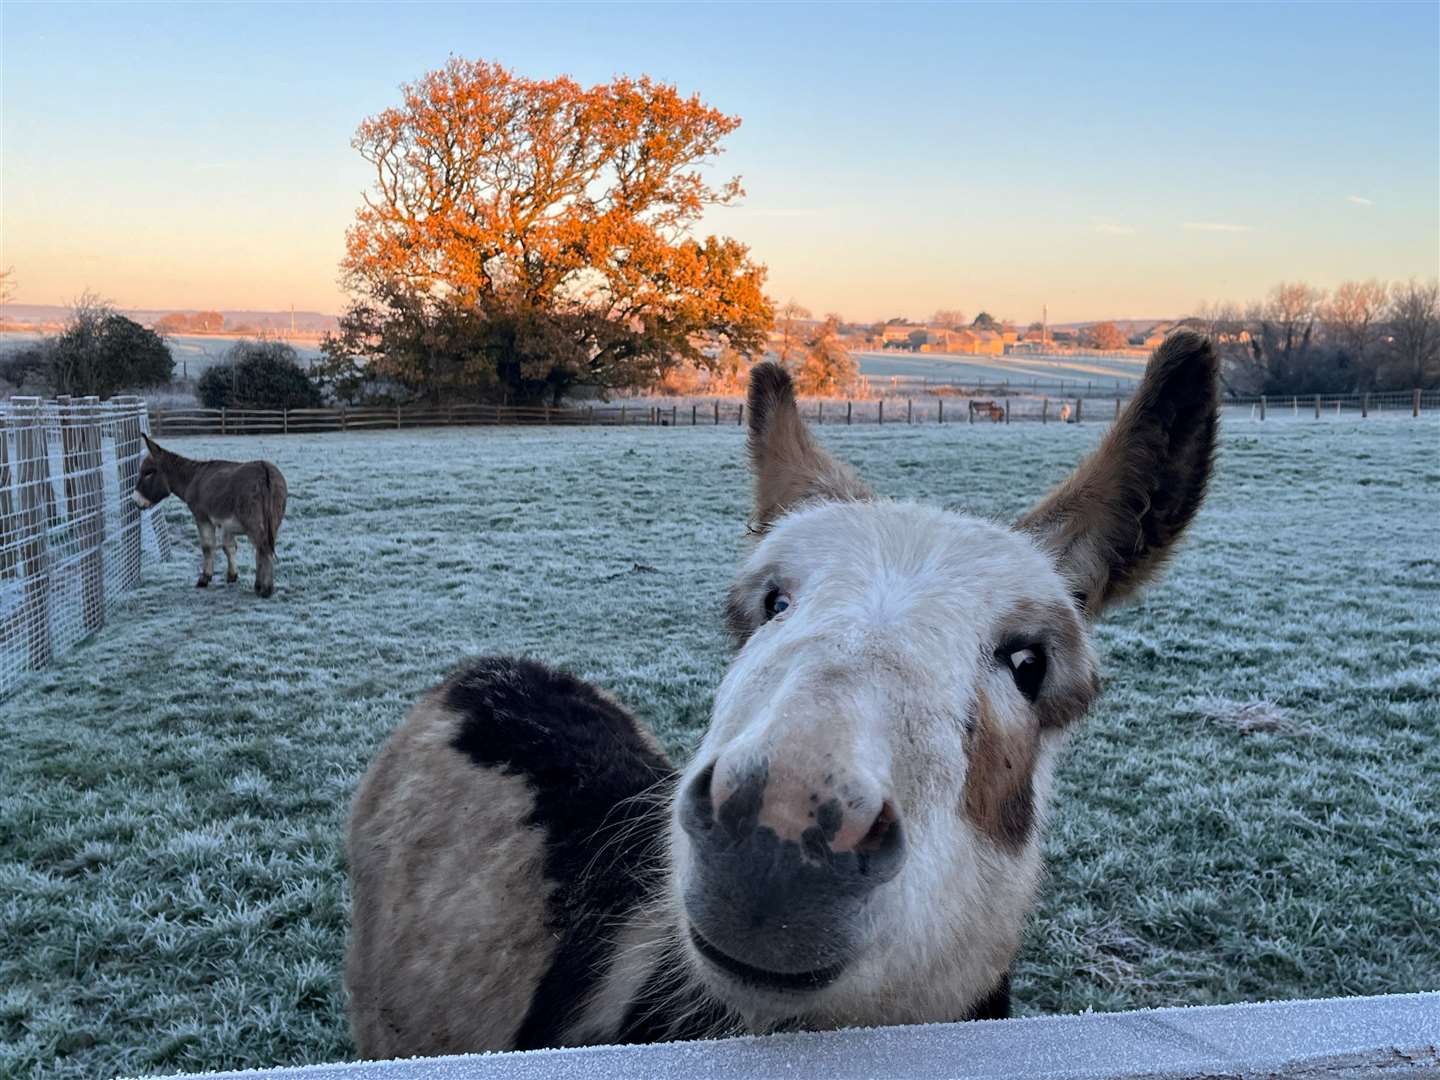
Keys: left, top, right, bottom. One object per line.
{"left": 857, "top": 349, "right": 1147, "bottom": 389}
{"left": 2, "top": 418, "right": 1437, "bottom": 1077}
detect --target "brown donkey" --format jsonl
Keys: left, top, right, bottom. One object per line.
{"left": 133, "top": 434, "right": 288, "bottom": 597}
{"left": 346, "top": 332, "right": 1219, "bottom": 1056}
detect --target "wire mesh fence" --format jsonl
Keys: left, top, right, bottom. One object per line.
{"left": 1, "top": 396, "right": 171, "bottom": 698}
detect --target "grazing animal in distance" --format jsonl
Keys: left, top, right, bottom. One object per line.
{"left": 132, "top": 434, "right": 288, "bottom": 597}
{"left": 345, "top": 331, "right": 1220, "bottom": 1057}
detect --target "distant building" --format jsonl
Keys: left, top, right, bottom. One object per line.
{"left": 917, "top": 328, "right": 1005, "bottom": 355}
{"left": 881, "top": 324, "right": 920, "bottom": 347}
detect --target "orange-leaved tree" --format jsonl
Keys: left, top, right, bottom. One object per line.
{"left": 793, "top": 315, "right": 860, "bottom": 397}
{"left": 1084, "top": 321, "right": 1127, "bottom": 350}
{"left": 324, "top": 58, "right": 773, "bottom": 404}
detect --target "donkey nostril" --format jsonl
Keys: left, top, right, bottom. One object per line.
{"left": 680, "top": 762, "right": 717, "bottom": 835}
{"left": 856, "top": 800, "right": 900, "bottom": 857}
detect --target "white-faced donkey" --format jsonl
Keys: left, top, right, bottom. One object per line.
{"left": 132, "top": 434, "right": 288, "bottom": 597}
{"left": 346, "top": 331, "right": 1218, "bottom": 1056}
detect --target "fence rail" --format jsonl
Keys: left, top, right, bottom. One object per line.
{"left": 1, "top": 396, "right": 170, "bottom": 697}
{"left": 149, "top": 388, "right": 1436, "bottom": 437}
{"left": 140, "top": 991, "right": 1440, "bottom": 1080}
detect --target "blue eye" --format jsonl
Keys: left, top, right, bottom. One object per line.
{"left": 763, "top": 588, "right": 791, "bottom": 620}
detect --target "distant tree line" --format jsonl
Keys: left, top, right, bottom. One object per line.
{"left": 1193, "top": 279, "right": 1440, "bottom": 395}
{"left": 155, "top": 311, "right": 225, "bottom": 334}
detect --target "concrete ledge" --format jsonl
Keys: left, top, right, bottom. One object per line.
{"left": 141, "top": 992, "right": 1439, "bottom": 1080}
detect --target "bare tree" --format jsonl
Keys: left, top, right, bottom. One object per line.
{"left": 776, "top": 300, "right": 812, "bottom": 368}
{"left": 931, "top": 308, "right": 966, "bottom": 329}
{"left": 1320, "top": 280, "right": 1388, "bottom": 386}
{"left": 1241, "top": 282, "right": 1324, "bottom": 392}
{"left": 0, "top": 267, "right": 15, "bottom": 308}
{"left": 1192, "top": 299, "right": 1243, "bottom": 342}
{"left": 1385, "top": 279, "right": 1440, "bottom": 389}
{"left": 1188, "top": 300, "right": 1251, "bottom": 393}
{"left": 1267, "top": 282, "right": 1324, "bottom": 354}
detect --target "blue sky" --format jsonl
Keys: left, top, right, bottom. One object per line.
{"left": 2, "top": 1, "right": 1436, "bottom": 323}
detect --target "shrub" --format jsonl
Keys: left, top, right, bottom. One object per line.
{"left": 198, "top": 340, "right": 323, "bottom": 410}
{"left": 0, "top": 342, "right": 54, "bottom": 394}
{"left": 40, "top": 295, "right": 175, "bottom": 398}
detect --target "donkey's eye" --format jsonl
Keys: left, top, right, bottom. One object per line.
{"left": 1002, "top": 645, "right": 1047, "bottom": 702}
{"left": 763, "top": 588, "right": 791, "bottom": 620}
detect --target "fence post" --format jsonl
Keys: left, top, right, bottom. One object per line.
{"left": 671, "top": 404, "right": 677, "bottom": 427}
{"left": 13, "top": 397, "right": 53, "bottom": 669}
{"left": 220, "top": 407, "right": 227, "bottom": 436}
{"left": 111, "top": 396, "right": 144, "bottom": 593}
{"left": 1335, "top": 399, "right": 1341, "bottom": 416}
{"left": 1292, "top": 395, "right": 1298, "bottom": 417}
{"left": 340, "top": 407, "right": 349, "bottom": 432}
{"left": 544, "top": 403, "right": 552, "bottom": 425}
{"left": 1315, "top": 394, "right": 1321, "bottom": 419}
{"left": 968, "top": 400, "right": 974, "bottom": 425}
{"left": 1115, "top": 397, "right": 1121, "bottom": 420}
{"left": 1361, "top": 393, "right": 1368, "bottom": 419}
{"left": 1075, "top": 397, "right": 1083, "bottom": 423}
{"left": 1042, "top": 398, "right": 1048, "bottom": 424}
{"left": 847, "top": 401, "right": 853, "bottom": 425}
{"left": 692, "top": 404, "right": 697, "bottom": 426}
{"left": 738, "top": 403, "right": 744, "bottom": 426}
{"left": 588, "top": 405, "right": 594, "bottom": 425}
{"left": 1005, "top": 399, "right": 1011, "bottom": 425}
{"left": 283, "top": 409, "right": 289, "bottom": 435}
{"left": 1260, "top": 395, "right": 1266, "bottom": 421}
{"left": 1414, "top": 388, "right": 1422, "bottom": 417}
{"left": 714, "top": 401, "right": 720, "bottom": 425}
{"left": 621, "top": 403, "right": 627, "bottom": 425}
{"left": 80, "top": 397, "right": 106, "bottom": 632}
{"left": 938, "top": 398, "right": 944, "bottom": 424}
{"left": 908, "top": 399, "right": 914, "bottom": 424}
{"left": 817, "top": 401, "right": 823, "bottom": 425}
{"left": 57, "top": 398, "right": 105, "bottom": 634}
{"left": 396, "top": 405, "right": 402, "bottom": 429}
{"left": 0, "top": 407, "right": 16, "bottom": 582}
{"left": 878, "top": 399, "right": 884, "bottom": 425}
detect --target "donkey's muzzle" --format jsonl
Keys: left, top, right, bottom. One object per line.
{"left": 679, "top": 761, "right": 905, "bottom": 985}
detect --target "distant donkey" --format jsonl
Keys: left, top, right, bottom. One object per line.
{"left": 132, "top": 434, "right": 288, "bottom": 597}
{"left": 346, "top": 332, "right": 1219, "bottom": 1056}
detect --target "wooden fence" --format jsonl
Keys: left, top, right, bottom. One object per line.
{"left": 149, "top": 387, "right": 1436, "bottom": 438}
{"left": 1, "top": 396, "right": 171, "bottom": 697}
{"left": 1235, "top": 389, "right": 1437, "bottom": 420}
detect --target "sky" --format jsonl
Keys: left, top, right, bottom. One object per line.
{"left": 2, "top": 1, "right": 1437, "bottom": 325}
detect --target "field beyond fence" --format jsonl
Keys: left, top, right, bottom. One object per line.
{"left": 1, "top": 420, "right": 1436, "bottom": 1078}
{"left": 149, "top": 388, "right": 1440, "bottom": 437}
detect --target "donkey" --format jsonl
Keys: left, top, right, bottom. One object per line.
{"left": 132, "top": 434, "right": 288, "bottom": 597}
{"left": 345, "top": 331, "right": 1218, "bottom": 1057}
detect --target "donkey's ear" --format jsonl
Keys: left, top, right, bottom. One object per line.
{"left": 746, "top": 362, "right": 870, "bottom": 530}
{"left": 1018, "top": 331, "right": 1219, "bottom": 617}
{"left": 141, "top": 433, "right": 159, "bottom": 454}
